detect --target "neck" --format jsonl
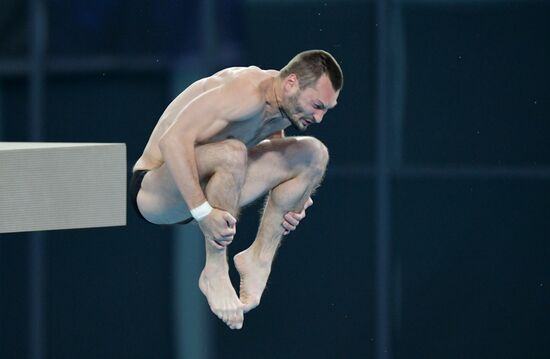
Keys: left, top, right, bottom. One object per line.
{"left": 271, "top": 77, "right": 289, "bottom": 120}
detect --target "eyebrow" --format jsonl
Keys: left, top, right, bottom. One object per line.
{"left": 316, "top": 101, "right": 337, "bottom": 110}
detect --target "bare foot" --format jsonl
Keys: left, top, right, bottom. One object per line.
{"left": 234, "top": 249, "right": 273, "bottom": 313}
{"left": 199, "top": 265, "right": 244, "bottom": 329}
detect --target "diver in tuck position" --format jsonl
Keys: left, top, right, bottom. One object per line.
{"left": 130, "top": 50, "right": 343, "bottom": 329}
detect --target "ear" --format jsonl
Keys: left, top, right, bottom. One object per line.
{"left": 284, "top": 74, "right": 300, "bottom": 94}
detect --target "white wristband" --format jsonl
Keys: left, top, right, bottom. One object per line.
{"left": 190, "top": 201, "right": 213, "bottom": 221}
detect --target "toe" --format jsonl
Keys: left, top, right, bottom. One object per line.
{"left": 228, "top": 309, "right": 243, "bottom": 329}
{"left": 236, "top": 310, "right": 244, "bottom": 326}
{"left": 221, "top": 310, "right": 231, "bottom": 326}
{"left": 212, "top": 307, "right": 223, "bottom": 320}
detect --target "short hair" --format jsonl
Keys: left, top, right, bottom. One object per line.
{"left": 279, "top": 50, "right": 343, "bottom": 92}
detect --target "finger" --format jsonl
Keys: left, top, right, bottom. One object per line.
{"left": 218, "top": 233, "right": 234, "bottom": 242}
{"left": 286, "top": 212, "right": 301, "bottom": 219}
{"left": 211, "top": 239, "right": 225, "bottom": 249}
{"left": 220, "top": 234, "right": 234, "bottom": 241}
{"left": 293, "top": 211, "right": 305, "bottom": 220}
{"left": 215, "top": 239, "right": 231, "bottom": 248}
{"left": 283, "top": 230, "right": 290, "bottom": 236}
{"left": 286, "top": 210, "right": 304, "bottom": 220}
{"left": 304, "top": 197, "right": 314, "bottom": 209}
{"left": 223, "top": 212, "right": 237, "bottom": 226}
{"left": 221, "top": 239, "right": 232, "bottom": 247}
{"left": 221, "top": 236, "right": 234, "bottom": 245}
{"left": 282, "top": 221, "right": 296, "bottom": 231}
{"left": 284, "top": 214, "right": 300, "bottom": 226}
{"left": 222, "top": 228, "right": 236, "bottom": 236}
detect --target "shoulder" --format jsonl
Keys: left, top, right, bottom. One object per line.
{"left": 193, "top": 66, "right": 275, "bottom": 121}
{"left": 223, "top": 66, "right": 271, "bottom": 90}
{"left": 216, "top": 67, "right": 272, "bottom": 119}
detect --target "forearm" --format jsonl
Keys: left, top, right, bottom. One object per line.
{"left": 159, "top": 136, "right": 206, "bottom": 209}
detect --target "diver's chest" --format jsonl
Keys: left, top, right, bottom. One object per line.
{"left": 221, "top": 116, "right": 282, "bottom": 146}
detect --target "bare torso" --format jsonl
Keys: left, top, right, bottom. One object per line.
{"left": 133, "top": 66, "right": 290, "bottom": 172}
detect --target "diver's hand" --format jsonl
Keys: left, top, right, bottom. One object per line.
{"left": 282, "top": 197, "right": 313, "bottom": 235}
{"left": 198, "top": 208, "right": 237, "bottom": 248}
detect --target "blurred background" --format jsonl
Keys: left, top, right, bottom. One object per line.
{"left": 1, "top": 0, "right": 549, "bottom": 358}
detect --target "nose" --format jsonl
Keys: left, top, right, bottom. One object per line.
{"left": 313, "top": 110, "right": 325, "bottom": 123}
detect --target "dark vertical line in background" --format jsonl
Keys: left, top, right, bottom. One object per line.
{"left": 29, "top": 0, "right": 46, "bottom": 142}
{"left": 172, "top": 2, "right": 218, "bottom": 359}
{"left": 29, "top": 233, "right": 44, "bottom": 359}
{"left": 390, "top": 3, "right": 405, "bottom": 169}
{"left": 374, "top": 0, "right": 392, "bottom": 359}
{"left": 171, "top": 63, "right": 214, "bottom": 359}
{"left": 28, "top": 0, "right": 47, "bottom": 359}
{"left": 200, "top": 0, "right": 217, "bottom": 70}
{"left": 389, "top": 1, "right": 405, "bottom": 343}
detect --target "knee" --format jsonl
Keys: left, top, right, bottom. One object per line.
{"left": 217, "top": 139, "right": 248, "bottom": 171}
{"left": 295, "top": 137, "right": 329, "bottom": 174}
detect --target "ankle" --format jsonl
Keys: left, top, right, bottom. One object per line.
{"left": 203, "top": 265, "right": 228, "bottom": 279}
{"left": 248, "top": 246, "right": 275, "bottom": 267}
{"left": 204, "top": 256, "right": 229, "bottom": 273}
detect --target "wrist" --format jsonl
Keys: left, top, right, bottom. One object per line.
{"left": 190, "top": 201, "right": 213, "bottom": 221}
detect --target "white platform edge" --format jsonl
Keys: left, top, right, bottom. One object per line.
{"left": 0, "top": 142, "right": 127, "bottom": 233}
